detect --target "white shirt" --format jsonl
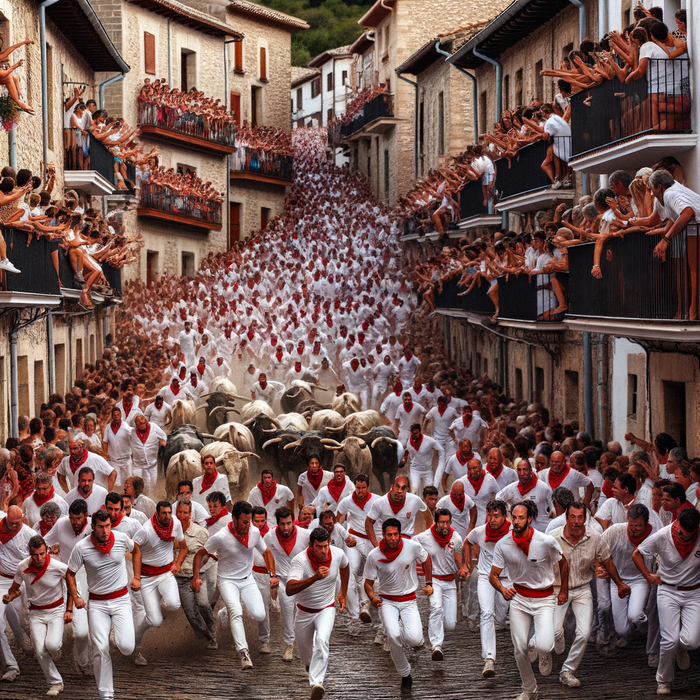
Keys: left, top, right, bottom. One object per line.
{"left": 192, "top": 473, "right": 231, "bottom": 507}
{"left": 467, "top": 524, "right": 511, "bottom": 578}
{"left": 638, "top": 524, "right": 700, "bottom": 588}
{"left": 364, "top": 539, "right": 428, "bottom": 596}
{"left": 496, "top": 479, "right": 554, "bottom": 532}
{"left": 435, "top": 493, "right": 475, "bottom": 539}
{"left": 395, "top": 402, "right": 426, "bottom": 440}
{"left": 367, "top": 493, "right": 427, "bottom": 538}
{"left": 546, "top": 511, "right": 603, "bottom": 535}
{"left": 414, "top": 528, "right": 462, "bottom": 578}
{"left": 492, "top": 529, "right": 562, "bottom": 589}
{"left": 172, "top": 499, "right": 209, "bottom": 527}
{"left": 424, "top": 406, "right": 460, "bottom": 443}
{"left": 248, "top": 483, "right": 295, "bottom": 525}
{"left": 444, "top": 451, "right": 482, "bottom": 481}
{"left": 312, "top": 478, "right": 354, "bottom": 515}
{"left": 64, "top": 485, "right": 110, "bottom": 515}
{"left": 143, "top": 402, "right": 171, "bottom": 429}
{"left": 67, "top": 530, "right": 134, "bottom": 595}
{"left": 14, "top": 555, "right": 68, "bottom": 607}
{"left": 129, "top": 423, "right": 167, "bottom": 471}
{"left": 487, "top": 465, "right": 519, "bottom": 491}
{"left": 111, "top": 515, "right": 143, "bottom": 539}
{"left": 115, "top": 398, "right": 143, "bottom": 427}
{"left": 288, "top": 545, "right": 348, "bottom": 609}
{"left": 44, "top": 516, "right": 90, "bottom": 563}
{"left": 538, "top": 467, "right": 592, "bottom": 493}
{"left": 663, "top": 181, "right": 700, "bottom": 223}
{"left": 407, "top": 385, "right": 431, "bottom": 410}
{"left": 406, "top": 435, "right": 444, "bottom": 474}
{"left": 380, "top": 393, "right": 403, "bottom": 422}
{"left": 22, "top": 492, "right": 68, "bottom": 527}
{"left": 133, "top": 494, "right": 157, "bottom": 519}
{"left": 161, "top": 385, "right": 194, "bottom": 406}
{"left": 602, "top": 522, "right": 657, "bottom": 584}
{"left": 448, "top": 415, "right": 488, "bottom": 451}
{"left": 457, "top": 471, "right": 500, "bottom": 527}
{"left": 596, "top": 497, "right": 663, "bottom": 530}
{"left": 126, "top": 508, "right": 149, "bottom": 526}
{"left": 72, "top": 431, "right": 102, "bottom": 450}
{"left": 134, "top": 517, "right": 183, "bottom": 567}
{"left": 264, "top": 526, "right": 311, "bottom": 579}
{"left": 421, "top": 387, "right": 444, "bottom": 411}
{"left": 58, "top": 452, "right": 114, "bottom": 491}
{"left": 204, "top": 524, "right": 267, "bottom": 580}
{"left": 337, "top": 493, "right": 382, "bottom": 538}
{"left": 297, "top": 470, "right": 333, "bottom": 507}
{"left": 374, "top": 362, "right": 398, "bottom": 389}
{"left": 178, "top": 329, "right": 196, "bottom": 357}
{"left": 397, "top": 356, "right": 421, "bottom": 385}
{"left": 0, "top": 523, "right": 34, "bottom": 576}
{"left": 103, "top": 422, "right": 133, "bottom": 464}
{"left": 206, "top": 511, "right": 232, "bottom": 535}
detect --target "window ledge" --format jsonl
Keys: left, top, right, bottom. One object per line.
{"left": 234, "top": 68, "right": 245, "bottom": 75}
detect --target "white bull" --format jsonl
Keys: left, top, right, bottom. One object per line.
{"left": 170, "top": 399, "right": 197, "bottom": 429}
{"left": 165, "top": 449, "right": 202, "bottom": 500}
{"left": 200, "top": 441, "right": 260, "bottom": 502}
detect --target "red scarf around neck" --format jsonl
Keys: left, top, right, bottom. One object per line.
{"left": 307, "top": 468, "right": 323, "bottom": 491}
{"left": 276, "top": 526, "right": 298, "bottom": 555}
{"left": 672, "top": 500, "right": 696, "bottom": 522}
{"left": 352, "top": 491, "right": 370, "bottom": 511}
{"left": 91, "top": 531, "right": 115, "bottom": 556}
{"left": 485, "top": 521, "right": 511, "bottom": 543}
{"left": 307, "top": 545, "right": 332, "bottom": 570}
{"left": 258, "top": 522, "right": 270, "bottom": 537}
{"left": 487, "top": 462, "right": 504, "bottom": 480}
{"left": 388, "top": 494, "right": 405, "bottom": 515}
{"left": 671, "top": 520, "right": 699, "bottom": 559}
{"left": 151, "top": 513, "right": 175, "bottom": 542}
{"left": 437, "top": 406, "right": 446, "bottom": 416}
{"left": 33, "top": 487, "right": 55, "bottom": 507}
{"left": 171, "top": 383, "right": 181, "bottom": 396}
{"left": 228, "top": 521, "right": 249, "bottom": 548}
{"left": 409, "top": 435, "right": 423, "bottom": 452}
{"left": 0, "top": 519, "right": 20, "bottom": 545}
{"left": 136, "top": 424, "right": 151, "bottom": 445}
{"left": 69, "top": 449, "right": 89, "bottom": 474}
{"left": 110, "top": 421, "right": 121, "bottom": 435}
{"left": 512, "top": 527, "right": 534, "bottom": 556}
{"left": 24, "top": 553, "right": 51, "bottom": 585}
{"left": 111, "top": 513, "right": 125, "bottom": 529}
{"left": 122, "top": 402, "right": 133, "bottom": 417}
{"left": 197, "top": 364, "right": 205, "bottom": 376}
{"left": 468, "top": 470, "right": 485, "bottom": 495}
{"left": 199, "top": 471, "right": 218, "bottom": 494}
{"left": 205, "top": 507, "right": 229, "bottom": 528}
{"left": 602, "top": 481, "right": 614, "bottom": 499}
{"left": 450, "top": 491, "right": 465, "bottom": 512}
{"left": 456, "top": 451, "right": 470, "bottom": 466}
{"left": 327, "top": 478, "right": 346, "bottom": 503}
{"left": 517, "top": 472, "right": 539, "bottom": 496}
{"left": 378, "top": 537, "right": 403, "bottom": 562}
{"left": 548, "top": 465, "right": 570, "bottom": 490}
{"left": 39, "top": 520, "right": 53, "bottom": 537}
{"left": 258, "top": 479, "right": 277, "bottom": 506}
{"left": 627, "top": 522, "right": 652, "bottom": 546}
{"left": 430, "top": 524, "right": 454, "bottom": 548}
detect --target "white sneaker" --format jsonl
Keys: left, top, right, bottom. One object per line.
{"left": 677, "top": 646, "right": 690, "bottom": 670}
{"left": 527, "top": 639, "right": 537, "bottom": 663}
{"left": 0, "top": 259, "right": 20, "bottom": 274}
{"left": 538, "top": 652, "right": 552, "bottom": 676}
{"left": 648, "top": 654, "right": 659, "bottom": 668}
{"left": 259, "top": 643, "right": 271, "bottom": 654}
{"left": 554, "top": 633, "right": 565, "bottom": 655}
{"left": 482, "top": 658, "right": 495, "bottom": 677}
{"left": 134, "top": 652, "right": 148, "bottom": 666}
{"left": 359, "top": 601, "right": 372, "bottom": 624}
{"left": 283, "top": 643, "right": 294, "bottom": 662}
{"left": 657, "top": 682, "right": 671, "bottom": 695}
{"left": 515, "top": 692, "right": 537, "bottom": 700}
{"left": 559, "top": 671, "right": 580, "bottom": 687}
{"left": 374, "top": 630, "right": 384, "bottom": 646}
{"left": 47, "top": 683, "right": 63, "bottom": 696}
{"left": 239, "top": 648, "right": 253, "bottom": 670}
{"left": 1, "top": 668, "right": 19, "bottom": 682}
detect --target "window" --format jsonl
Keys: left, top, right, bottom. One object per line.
{"left": 34, "top": 360, "right": 44, "bottom": 417}
{"left": 296, "top": 87, "right": 303, "bottom": 110}
{"left": 535, "top": 59, "right": 544, "bottom": 101}
{"left": 75, "top": 339, "right": 83, "bottom": 381}
{"left": 229, "top": 202, "right": 241, "bottom": 247}
{"left": 144, "top": 32, "right": 156, "bottom": 75}
{"left": 54, "top": 344, "right": 65, "bottom": 395}
{"left": 230, "top": 92, "right": 241, "bottom": 127}
{"left": 261, "top": 207, "right": 271, "bottom": 230}
{"left": 259, "top": 46, "right": 267, "bottom": 81}
{"left": 311, "top": 77, "right": 321, "bottom": 98}
{"left": 18, "top": 356, "right": 28, "bottom": 416}
{"left": 384, "top": 149, "right": 389, "bottom": 197}
{"left": 535, "top": 366, "right": 545, "bottom": 404}
{"left": 327, "top": 72, "right": 333, "bottom": 92}
{"left": 515, "top": 368, "right": 523, "bottom": 401}
{"left": 181, "top": 49, "right": 196, "bottom": 93}
{"left": 438, "top": 91, "right": 445, "bottom": 155}
{"left": 663, "top": 380, "right": 687, "bottom": 448}
{"left": 146, "top": 251, "right": 158, "bottom": 287}
{"left": 341, "top": 70, "right": 347, "bottom": 86}
{"left": 327, "top": 108, "right": 333, "bottom": 124}
{"left": 234, "top": 40, "right": 243, "bottom": 73}
{"left": 418, "top": 100, "right": 424, "bottom": 176}
{"left": 504, "top": 74, "right": 510, "bottom": 110}
{"left": 564, "top": 370, "right": 579, "bottom": 420}
{"left": 251, "top": 86, "right": 261, "bottom": 126}
{"left": 627, "top": 373, "right": 638, "bottom": 417}
{"left": 182, "top": 252, "right": 195, "bottom": 278}
{"left": 515, "top": 68, "right": 523, "bottom": 107}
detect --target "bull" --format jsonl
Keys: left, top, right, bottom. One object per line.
{"left": 320, "top": 436, "right": 372, "bottom": 482}
{"left": 280, "top": 380, "right": 329, "bottom": 415}
{"left": 356, "top": 426, "right": 404, "bottom": 493}
{"left": 204, "top": 421, "right": 256, "bottom": 452}
{"left": 277, "top": 413, "right": 309, "bottom": 431}
{"left": 170, "top": 399, "right": 197, "bottom": 430}
{"left": 200, "top": 441, "right": 260, "bottom": 502}
{"left": 330, "top": 393, "right": 362, "bottom": 416}
{"left": 261, "top": 430, "right": 332, "bottom": 490}
{"left": 159, "top": 424, "right": 204, "bottom": 476}
{"left": 324, "top": 409, "right": 384, "bottom": 439}
{"left": 308, "top": 409, "right": 345, "bottom": 433}
{"left": 165, "top": 449, "right": 201, "bottom": 500}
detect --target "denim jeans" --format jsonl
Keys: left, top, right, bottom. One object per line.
{"left": 176, "top": 575, "right": 216, "bottom": 641}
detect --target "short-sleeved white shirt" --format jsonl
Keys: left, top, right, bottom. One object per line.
{"left": 287, "top": 545, "right": 348, "bottom": 609}
{"left": 414, "top": 528, "right": 462, "bottom": 578}
{"left": 102, "top": 422, "right": 133, "bottom": 464}
{"left": 143, "top": 402, "right": 171, "bottom": 429}
{"left": 496, "top": 480, "right": 554, "bottom": 533}
{"left": 204, "top": 524, "right": 266, "bottom": 580}
{"left": 133, "top": 517, "right": 183, "bottom": 567}
{"left": 58, "top": 452, "right": 114, "bottom": 491}
{"left": 297, "top": 470, "right": 333, "bottom": 507}
{"left": 538, "top": 467, "right": 591, "bottom": 493}
{"left": 264, "top": 526, "right": 311, "bottom": 579}
{"left": 444, "top": 452, "right": 483, "bottom": 481}
{"left": 435, "top": 493, "right": 475, "bottom": 539}
{"left": 596, "top": 496, "right": 663, "bottom": 530}
{"left": 602, "top": 522, "right": 658, "bottom": 583}
{"left": 112, "top": 515, "right": 143, "bottom": 539}
{"left": 395, "top": 403, "right": 426, "bottom": 440}
{"left": 492, "top": 529, "right": 562, "bottom": 589}
{"left": 364, "top": 539, "right": 428, "bottom": 596}
{"left": 67, "top": 531, "right": 134, "bottom": 595}
{"left": 14, "top": 555, "right": 68, "bottom": 607}
{"left": 380, "top": 393, "right": 403, "bottom": 423}
{"left": 638, "top": 524, "right": 700, "bottom": 587}
{"left": 44, "top": 516, "right": 90, "bottom": 563}
{"left": 425, "top": 406, "right": 460, "bottom": 442}
{"left": 337, "top": 493, "right": 382, "bottom": 538}
{"left": 129, "top": 424, "right": 167, "bottom": 471}
{"left": 248, "top": 483, "right": 295, "bottom": 525}
{"left": 448, "top": 415, "right": 488, "bottom": 450}
{"left": 406, "top": 435, "right": 444, "bottom": 473}
{"left": 467, "top": 524, "right": 511, "bottom": 578}
{"left": 312, "top": 477, "right": 354, "bottom": 515}
{"left": 191, "top": 473, "right": 231, "bottom": 507}
{"left": 22, "top": 492, "right": 68, "bottom": 527}
{"left": 0, "top": 524, "right": 34, "bottom": 576}
{"left": 397, "top": 356, "right": 421, "bottom": 385}
{"left": 367, "top": 493, "right": 427, "bottom": 538}
{"left": 487, "top": 466, "right": 519, "bottom": 491}
{"left": 457, "top": 471, "right": 500, "bottom": 527}
{"left": 64, "top": 486, "right": 110, "bottom": 515}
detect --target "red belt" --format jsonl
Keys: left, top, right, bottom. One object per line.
{"left": 349, "top": 528, "right": 369, "bottom": 539}
{"left": 141, "top": 563, "right": 173, "bottom": 577}
{"left": 380, "top": 592, "right": 416, "bottom": 602}
{"left": 30, "top": 597, "right": 64, "bottom": 611}
{"left": 0, "top": 571, "right": 14, "bottom": 579}
{"left": 433, "top": 574, "right": 455, "bottom": 581}
{"left": 297, "top": 603, "right": 335, "bottom": 614}
{"left": 89, "top": 587, "right": 128, "bottom": 601}
{"left": 252, "top": 566, "right": 269, "bottom": 574}
{"left": 513, "top": 583, "right": 554, "bottom": 599}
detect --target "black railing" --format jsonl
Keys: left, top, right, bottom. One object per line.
{"left": 498, "top": 272, "right": 569, "bottom": 322}
{"left": 64, "top": 133, "right": 118, "bottom": 186}
{"left": 568, "top": 225, "right": 699, "bottom": 320}
{"left": 140, "top": 183, "right": 222, "bottom": 226}
{"left": 341, "top": 93, "right": 394, "bottom": 138}
{"left": 230, "top": 148, "right": 294, "bottom": 181}
{"left": 138, "top": 100, "right": 235, "bottom": 147}
{"left": 102, "top": 264, "right": 122, "bottom": 295}
{"left": 460, "top": 178, "right": 491, "bottom": 219}
{"left": 494, "top": 139, "right": 559, "bottom": 199}
{"left": 1, "top": 228, "right": 60, "bottom": 296}
{"left": 57, "top": 252, "right": 122, "bottom": 296}
{"left": 570, "top": 58, "right": 691, "bottom": 158}
{"left": 435, "top": 276, "right": 495, "bottom": 315}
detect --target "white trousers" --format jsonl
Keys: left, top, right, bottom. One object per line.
{"left": 29, "top": 607, "right": 64, "bottom": 686}
{"left": 611, "top": 578, "right": 650, "bottom": 636}
{"left": 371, "top": 383, "right": 388, "bottom": 408}
{"left": 110, "top": 458, "right": 132, "bottom": 488}
{"left": 88, "top": 596, "right": 135, "bottom": 700}
{"left": 656, "top": 584, "right": 700, "bottom": 684}
{"left": 409, "top": 467, "right": 433, "bottom": 496}
{"left": 277, "top": 577, "right": 296, "bottom": 645}
{"left": 0, "top": 576, "right": 21, "bottom": 671}
{"left": 218, "top": 575, "right": 266, "bottom": 652}
{"left": 134, "top": 572, "right": 180, "bottom": 648}
{"left": 428, "top": 579, "right": 457, "bottom": 648}
{"left": 477, "top": 574, "right": 510, "bottom": 660}
{"left": 345, "top": 538, "right": 371, "bottom": 618}
{"left": 509, "top": 593, "right": 556, "bottom": 694}
{"left": 380, "top": 598, "right": 423, "bottom": 677}
{"left": 554, "top": 584, "right": 593, "bottom": 673}
{"left": 72, "top": 570, "right": 91, "bottom": 669}
{"left": 131, "top": 466, "right": 158, "bottom": 500}
{"left": 295, "top": 606, "right": 336, "bottom": 686}
{"left": 433, "top": 439, "right": 454, "bottom": 490}
{"left": 253, "top": 571, "right": 271, "bottom": 644}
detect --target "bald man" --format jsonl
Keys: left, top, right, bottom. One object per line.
{"left": 539, "top": 452, "right": 593, "bottom": 508}
{"left": 486, "top": 448, "right": 518, "bottom": 490}
{"left": 435, "top": 482, "right": 477, "bottom": 540}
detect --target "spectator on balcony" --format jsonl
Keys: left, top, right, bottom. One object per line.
{"left": 70, "top": 102, "right": 90, "bottom": 169}
{"left": 63, "top": 87, "right": 84, "bottom": 170}
{"left": 0, "top": 176, "right": 33, "bottom": 273}
{"left": 553, "top": 80, "right": 572, "bottom": 122}
{"left": 527, "top": 104, "right": 571, "bottom": 189}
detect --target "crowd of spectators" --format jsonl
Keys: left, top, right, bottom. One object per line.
{"left": 231, "top": 122, "right": 294, "bottom": 180}
{"left": 336, "top": 82, "right": 390, "bottom": 127}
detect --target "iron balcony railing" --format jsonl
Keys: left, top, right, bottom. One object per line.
{"left": 0, "top": 228, "right": 60, "bottom": 296}
{"left": 460, "top": 178, "right": 491, "bottom": 220}
{"left": 230, "top": 148, "right": 294, "bottom": 181}
{"left": 568, "top": 224, "right": 699, "bottom": 320}
{"left": 570, "top": 58, "right": 691, "bottom": 158}
{"left": 64, "top": 133, "right": 118, "bottom": 186}
{"left": 341, "top": 92, "right": 394, "bottom": 138}
{"left": 435, "top": 276, "right": 495, "bottom": 315}
{"left": 57, "top": 251, "right": 121, "bottom": 296}
{"left": 138, "top": 100, "right": 236, "bottom": 147}
{"left": 140, "top": 183, "right": 222, "bottom": 226}
{"left": 498, "top": 271, "right": 569, "bottom": 322}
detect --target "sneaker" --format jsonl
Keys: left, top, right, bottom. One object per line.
{"left": 359, "top": 601, "right": 372, "bottom": 624}
{"left": 401, "top": 675, "right": 413, "bottom": 690}
{"left": 75, "top": 270, "right": 85, "bottom": 282}
{"left": 207, "top": 639, "right": 218, "bottom": 650}
{"left": 259, "top": 643, "right": 271, "bottom": 654}
{"left": 657, "top": 683, "right": 671, "bottom": 695}
{"left": 310, "top": 684, "right": 325, "bottom": 700}
{"left": 374, "top": 630, "right": 384, "bottom": 646}
{"left": 677, "top": 646, "right": 690, "bottom": 670}
{"left": 0, "top": 259, "right": 20, "bottom": 274}
{"left": 551, "top": 178, "right": 562, "bottom": 190}
{"left": 383, "top": 637, "right": 391, "bottom": 653}
{"left": 515, "top": 693, "right": 537, "bottom": 700}
{"left": 561, "top": 178, "right": 572, "bottom": 189}
{"left": 47, "top": 684, "right": 64, "bottom": 696}
{"left": 239, "top": 648, "right": 253, "bottom": 670}
{"left": 559, "top": 671, "right": 581, "bottom": 687}
{"left": 648, "top": 654, "right": 659, "bottom": 668}
{"left": 467, "top": 619, "right": 479, "bottom": 632}
{"left": 1, "top": 668, "right": 19, "bottom": 682}
{"left": 554, "top": 633, "right": 565, "bottom": 655}
{"left": 482, "top": 658, "right": 495, "bottom": 677}
{"left": 431, "top": 646, "right": 443, "bottom": 661}
{"left": 614, "top": 635, "right": 627, "bottom": 648}
{"left": 283, "top": 643, "right": 294, "bottom": 662}
{"left": 538, "top": 652, "right": 552, "bottom": 676}
{"left": 134, "top": 652, "right": 148, "bottom": 666}
{"left": 527, "top": 639, "right": 537, "bottom": 663}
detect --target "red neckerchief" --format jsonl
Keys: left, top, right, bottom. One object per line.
{"left": 179, "top": 367, "right": 187, "bottom": 381}
{"left": 39, "top": 520, "right": 53, "bottom": 537}
{"left": 33, "top": 487, "right": 55, "bottom": 507}
{"left": 295, "top": 518, "right": 309, "bottom": 529}
{"left": 430, "top": 524, "right": 454, "bottom": 548}
{"left": 484, "top": 521, "right": 511, "bottom": 543}
{"left": 111, "top": 513, "right": 125, "bottom": 529}
{"left": 247, "top": 330, "right": 255, "bottom": 341}
{"left": 307, "top": 468, "right": 323, "bottom": 491}
{"left": 199, "top": 471, "right": 218, "bottom": 494}
{"left": 24, "top": 553, "right": 51, "bottom": 585}
{"left": 352, "top": 491, "right": 370, "bottom": 511}
{"left": 205, "top": 507, "right": 228, "bottom": 528}
{"left": 602, "top": 481, "right": 614, "bottom": 499}
{"left": 136, "top": 424, "right": 151, "bottom": 445}
{"left": 259, "top": 380, "right": 268, "bottom": 390}
{"left": 627, "top": 522, "right": 652, "bottom": 546}
{"left": 403, "top": 402, "right": 414, "bottom": 413}
{"left": 171, "top": 383, "right": 181, "bottom": 396}
{"left": 327, "top": 478, "right": 346, "bottom": 503}
{"left": 297, "top": 347, "right": 304, "bottom": 355}
{"left": 450, "top": 491, "right": 465, "bottom": 512}
{"left": 228, "top": 521, "right": 250, "bottom": 548}
{"left": 110, "top": 421, "right": 121, "bottom": 435}
{"left": 672, "top": 500, "right": 696, "bottom": 522}
{"left": 197, "top": 364, "right": 205, "bottom": 375}
{"left": 122, "top": 402, "right": 133, "bottom": 417}
{"left": 151, "top": 514, "right": 175, "bottom": 542}
{"left": 258, "top": 479, "right": 277, "bottom": 506}
{"left": 276, "top": 525, "right": 298, "bottom": 555}
{"left": 462, "top": 415, "right": 472, "bottom": 427}
{"left": 487, "top": 462, "right": 504, "bottom": 480}
{"left": 512, "top": 527, "right": 534, "bottom": 556}
{"left": 69, "top": 449, "right": 89, "bottom": 474}
{"left": 388, "top": 493, "right": 405, "bottom": 515}
{"left": 517, "top": 472, "right": 539, "bottom": 496}
{"left": 468, "top": 470, "right": 485, "bottom": 495}
{"left": 258, "top": 522, "right": 270, "bottom": 537}
{"left": 671, "top": 520, "right": 699, "bottom": 559}
{"left": 91, "top": 531, "right": 115, "bottom": 556}
{"left": 0, "top": 519, "right": 20, "bottom": 545}
{"left": 409, "top": 435, "right": 423, "bottom": 452}
{"left": 548, "top": 465, "right": 570, "bottom": 490}
{"left": 438, "top": 406, "right": 446, "bottom": 416}
{"left": 456, "top": 451, "right": 471, "bottom": 466}
{"left": 378, "top": 537, "right": 403, "bottom": 562}
{"left": 307, "top": 545, "right": 332, "bottom": 571}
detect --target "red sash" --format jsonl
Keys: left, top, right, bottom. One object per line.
{"left": 433, "top": 573, "right": 455, "bottom": 581}
{"left": 297, "top": 602, "right": 335, "bottom": 614}
{"left": 141, "top": 562, "right": 173, "bottom": 577}
{"left": 348, "top": 528, "right": 369, "bottom": 539}
{"left": 380, "top": 592, "right": 416, "bottom": 602}
{"left": 89, "top": 587, "right": 128, "bottom": 601}
{"left": 513, "top": 583, "right": 554, "bottom": 598}
{"left": 30, "top": 597, "right": 64, "bottom": 611}
{"left": 253, "top": 565, "right": 269, "bottom": 574}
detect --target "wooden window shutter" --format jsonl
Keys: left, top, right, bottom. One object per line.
{"left": 260, "top": 46, "right": 267, "bottom": 80}
{"left": 230, "top": 92, "right": 241, "bottom": 127}
{"left": 144, "top": 32, "right": 156, "bottom": 75}
{"left": 234, "top": 41, "right": 243, "bottom": 72}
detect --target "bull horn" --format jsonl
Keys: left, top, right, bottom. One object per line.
{"left": 262, "top": 427, "right": 279, "bottom": 434}
{"left": 286, "top": 388, "right": 301, "bottom": 398}
{"left": 323, "top": 444, "right": 343, "bottom": 451}
{"left": 227, "top": 409, "right": 241, "bottom": 416}
{"left": 325, "top": 425, "right": 344, "bottom": 433}
{"left": 351, "top": 437, "right": 367, "bottom": 448}
{"left": 195, "top": 404, "right": 208, "bottom": 411}
{"left": 371, "top": 437, "right": 400, "bottom": 448}
{"left": 320, "top": 438, "right": 341, "bottom": 446}
{"left": 237, "top": 451, "right": 260, "bottom": 460}
{"left": 262, "top": 438, "right": 283, "bottom": 449}
{"left": 309, "top": 385, "right": 331, "bottom": 392}
{"left": 357, "top": 431, "right": 373, "bottom": 440}
{"left": 201, "top": 433, "right": 218, "bottom": 440}
{"left": 283, "top": 440, "right": 302, "bottom": 450}
{"left": 242, "top": 418, "right": 255, "bottom": 426}
{"left": 231, "top": 394, "right": 253, "bottom": 402}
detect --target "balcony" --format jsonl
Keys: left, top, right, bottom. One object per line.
{"left": 339, "top": 92, "right": 396, "bottom": 140}
{"left": 57, "top": 252, "right": 122, "bottom": 304}
{"left": 64, "top": 133, "right": 124, "bottom": 196}
{"left": 230, "top": 148, "right": 294, "bottom": 187}
{"left": 138, "top": 183, "right": 222, "bottom": 231}
{"left": 494, "top": 138, "right": 574, "bottom": 213}
{"left": 434, "top": 276, "right": 495, "bottom": 319}
{"left": 497, "top": 272, "right": 568, "bottom": 330}
{"left": 569, "top": 58, "right": 695, "bottom": 174}
{"left": 565, "top": 225, "right": 700, "bottom": 341}
{"left": 457, "top": 179, "right": 500, "bottom": 231}
{"left": 138, "top": 100, "right": 236, "bottom": 157}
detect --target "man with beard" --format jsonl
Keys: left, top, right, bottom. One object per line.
{"left": 248, "top": 470, "right": 294, "bottom": 526}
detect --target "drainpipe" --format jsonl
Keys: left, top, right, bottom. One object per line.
{"left": 8, "top": 129, "right": 16, "bottom": 170}
{"left": 596, "top": 334, "right": 606, "bottom": 442}
{"left": 47, "top": 310, "right": 55, "bottom": 394}
{"left": 9, "top": 318, "right": 18, "bottom": 438}
{"left": 597, "top": 0, "right": 606, "bottom": 41}
{"left": 396, "top": 73, "right": 418, "bottom": 179}
{"left": 434, "top": 42, "right": 479, "bottom": 142}
{"left": 568, "top": 0, "right": 587, "bottom": 41}
{"left": 39, "top": 0, "right": 61, "bottom": 179}
{"left": 98, "top": 74, "right": 125, "bottom": 109}
{"left": 224, "top": 39, "right": 239, "bottom": 251}
{"left": 583, "top": 331, "right": 593, "bottom": 435}
{"left": 472, "top": 47, "right": 502, "bottom": 121}
{"left": 527, "top": 345, "right": 533, "bottom": 403}
{"left": 168, "top": 18, "right": 172, "bottom": 86}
